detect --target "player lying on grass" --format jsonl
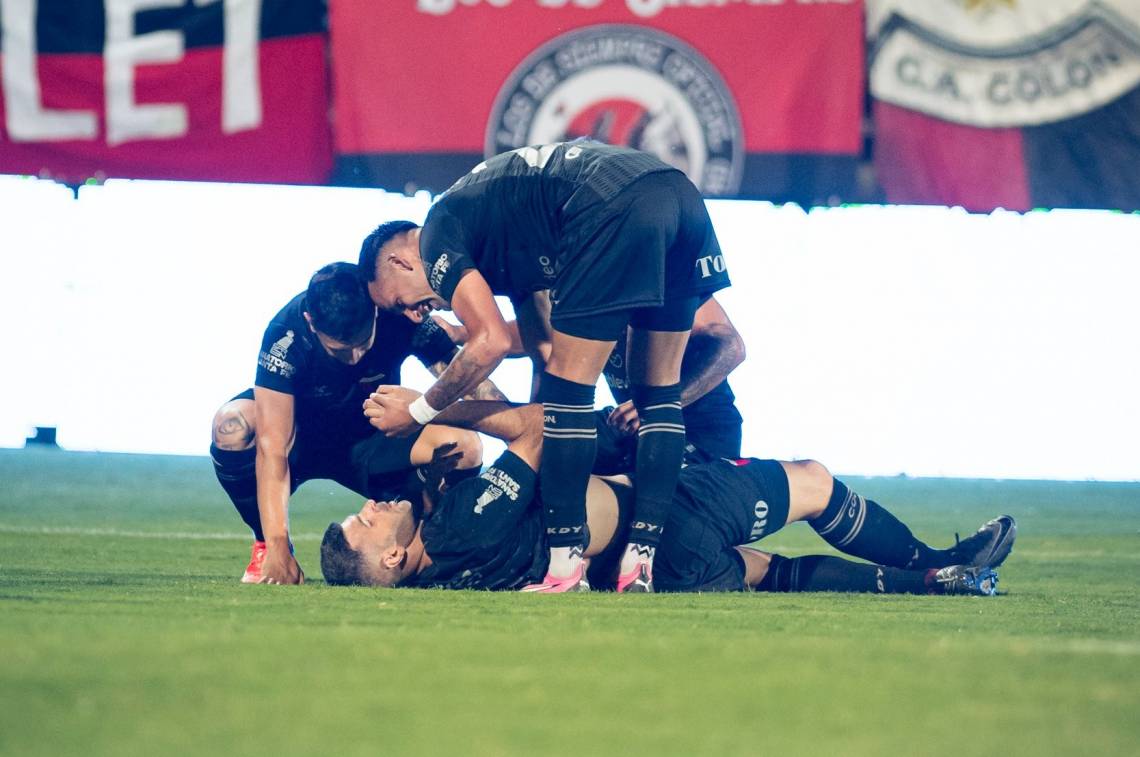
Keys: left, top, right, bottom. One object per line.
{"left": 361, "top": 141, "right": 732, "bottom": 592}
{"left": 209, "top": 263, "right": 498, "bottom": 585}
{"left": 320, "top": 392, "right": 1015, "bottom": 594}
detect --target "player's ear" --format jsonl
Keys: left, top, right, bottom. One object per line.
{"left": 380, "top": 544, "right": 406, "bottom": 570}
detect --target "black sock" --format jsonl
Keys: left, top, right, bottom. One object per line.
{"left": 810, "top": 480, "right": 948, "bottom": 569}
{"left": 758, "top": 554, "right": 935, "bottom": 595}
{"left": 629, "top": 383, "right": 685, "bottom": 549}
{"left": 538, "top": 372, "right": 596, "bottom": 548}
{"left": 210, "top": 444, "right": 263, "bottom": 542}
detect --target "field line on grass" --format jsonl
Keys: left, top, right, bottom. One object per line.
{"left": 0, "top": 524, "right": 323, "bottom": 542}
{"left": 1012, "top": 638, "right": 1140, "bottom": 657}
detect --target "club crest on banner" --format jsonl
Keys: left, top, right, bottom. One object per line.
{"left": 868, "top": 0, "right": 1140, "bottom": 126}
{"left": 485, "top": 24, "right": 744, "bottom": 195}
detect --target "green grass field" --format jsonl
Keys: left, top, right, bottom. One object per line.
{"left": 1, "top": 447, "right": 1138, "bottom": 757}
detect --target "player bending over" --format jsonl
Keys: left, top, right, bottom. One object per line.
{"left": 360, "top": 141, "right": 731, "bottom": 592}
{"left": 209, "top": 263, "right": 491, "bottom": 585}
{"left": 321, "top": 394, "right": 1014, "bottom": 594}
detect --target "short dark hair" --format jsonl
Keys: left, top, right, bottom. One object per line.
{"left": 358, "top": 221, "right": 420, "bottom": 282}
{"left": 320, "top": 522, "right": 368, "bottom": 586}
{"left": 305, "top": 262, "right": 374, "bottom": 343}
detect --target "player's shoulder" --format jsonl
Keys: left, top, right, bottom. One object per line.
{"left": 264, "top": 292, "right": 308, "bottom": 334}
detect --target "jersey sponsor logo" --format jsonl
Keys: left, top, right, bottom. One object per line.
{"left": 485, "top": 24, "right": 744, "bottom": 195}
{"left": 537, "top": 254, "right": 555, "bottom": 281}
{"left": 749, "top": 499, "right": 770, "bottom": 540}
{"left": 695, "top": 253, "right": 728, "bottom": 278}
{"left": 474, "top": 467, "right": 522, "bottom": 514}
{"left": 430, "top": 252, "right": 451, "bottom": 291}
{"left": 258, "top": 330, "right": 296, "bottom": 378}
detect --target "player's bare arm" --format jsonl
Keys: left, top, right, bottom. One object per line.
{"left": 372, "top": 270, "right": 512, "bottom": 436}
{"left": 608, "top": 295, "right": 744, "bottom": 434}
{"left": 426, "top": 357, "right": 509, "bottom": 402}
{"left": 367, "top": 387, "right": 542, "bottom": 470}
{"left": 679, "top": 295, "right": 745, "bottom": 406}
{"left": 252, "top": 386, "right": 304, "bottom": 585}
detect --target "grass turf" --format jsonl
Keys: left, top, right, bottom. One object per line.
{"left": 1, "top": 448, "right": 1138, "bottom": 757}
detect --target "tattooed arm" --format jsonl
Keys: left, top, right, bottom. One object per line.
{"left": 679, "top": 295, "right": 746, "bottom": 407}
{"left": 427, "top": 358, "right": 510, "bottom": 402}
{"left": 372, "top": 270, "right": 512, "bottom": 436}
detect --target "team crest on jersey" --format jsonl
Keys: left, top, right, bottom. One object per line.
{"left": 486, "top": 24, "right": 744, "bottom": 196}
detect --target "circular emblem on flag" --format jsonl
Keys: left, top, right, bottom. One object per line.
{"left": 486, "top": 24, "right": 744, "bottom": 196}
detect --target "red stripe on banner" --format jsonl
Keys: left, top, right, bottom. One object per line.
{"left": 873, "top": 100, "right": 1030, "bottom": 213}
{"left": 0, "top": 35, "right": 332, "bottom": 184}
{"left": 330, "top": 2, "right": 863, "bottom": 155}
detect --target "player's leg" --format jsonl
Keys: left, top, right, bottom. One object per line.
{"left": 526, "top": 326, "right": 619, "bottom": 591}
{"left": 209, "top": 391, "right": 267, "bottom": 582}
{"left": 783, "top": 460, "right": 1014, "bottom": 570}
{"left": 739, "top": 547, "right": 997, "bottom": 596}
{"left": 617, "top": 318, "right": 693, "bottom": 591}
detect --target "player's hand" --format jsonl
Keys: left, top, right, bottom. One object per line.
{"left": 259, "top": 541, "right": 304, "bottom": 585}
{"left": 420, "top": 442, "right": 464, "bottom": 509}
{"left": 424, "top": 441, "right": 463, "bottom": 485}
{"left": 431, "top": 315, "right": 469, "bottom": 346}
{"left": 607, "top": 401, "right": 640, "bottom": 436}
{"left": 367, "top": 385, "right": 423, "bottom": 437}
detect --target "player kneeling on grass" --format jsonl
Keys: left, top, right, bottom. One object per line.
{"left": 208, "top": 263, "right": 488, "bottom": 585}
{"left": 320, "top": 393, "right": 1015, "bottom": 594}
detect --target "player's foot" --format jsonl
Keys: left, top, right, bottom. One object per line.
{"left": 616, "top": 562, "right": 654, "bottom": 593}
{"left": 932, "top": 565, "right": 998, "bottom": 596}
{"left": 240, "top": 540, "right": 267, "bottom": 584}
{"left": 520, "top": 564, "right": 591, "bottom": 593}
{"left": 950, "top": 515, "right": 1017, "bottom": 568}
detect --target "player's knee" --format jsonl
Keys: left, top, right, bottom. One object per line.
{"left": 789, "top": 459, "right": 835, "bottom": 513}
{"left": 453, "top": 428, "right": 481, "bottom": 469}
{"left": 451, "top": 428, "right": 483, "bottom": 469}
{"left": 212, "top": 399, "right": 257, "bottom": 451}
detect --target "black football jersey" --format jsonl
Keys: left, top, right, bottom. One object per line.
{"left": 411, "top": 451, "right": 548, "bottom": 590}
{"left": 419, "top": 142, "right": 677, "bottom": 302}
{"left": 254, "top": 293, "right": 456, "bottom": 445}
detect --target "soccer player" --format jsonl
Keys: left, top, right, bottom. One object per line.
{"left": 320, "top": 393, "right": 1014, "bottom": 595}
{"left": 602, "top": 294, "right": 745, "bottom": 463}
{"left": 209, "top": 263, "right": 490, "bottom": 585}
{"left": 360, "top": 141, "right": 731, "bottom": 592}
{"left": 434, "top": 292, "right": 747, "bottom": 464}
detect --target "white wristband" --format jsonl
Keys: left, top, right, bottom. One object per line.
{"left": 408, "top": 395, "right": 442, "bottom": 425}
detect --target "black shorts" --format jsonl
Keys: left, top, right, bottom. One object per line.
{"left": 549, "top": 170, "right": 731, "bottom": 341}
{"left": 231, "top": 388, "right": 422, "bottom": 500}
{"left": 655, "top": 459, "right": 791, "bottom": 593}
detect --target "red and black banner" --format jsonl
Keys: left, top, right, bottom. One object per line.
{"left": 869, "top": 0, "right": 1140, "bottom": 212}
{"left": 330, "top": 1, "right": 865, "bottom": 203}
{"left": 0, "top": 0, "right": 332, "bottom": 185}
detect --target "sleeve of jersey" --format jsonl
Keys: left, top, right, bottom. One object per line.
{"left": 410, "top": 317, "right": 459, "bottom": 367}
{"left": 420, "top": 215, "right": 477, "bottom": 302}
{"left": 254, "top": 321, "right": 303, "bottom": 394}
{"left": 441, "top": 451, "right": 538, "bottom": 549}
